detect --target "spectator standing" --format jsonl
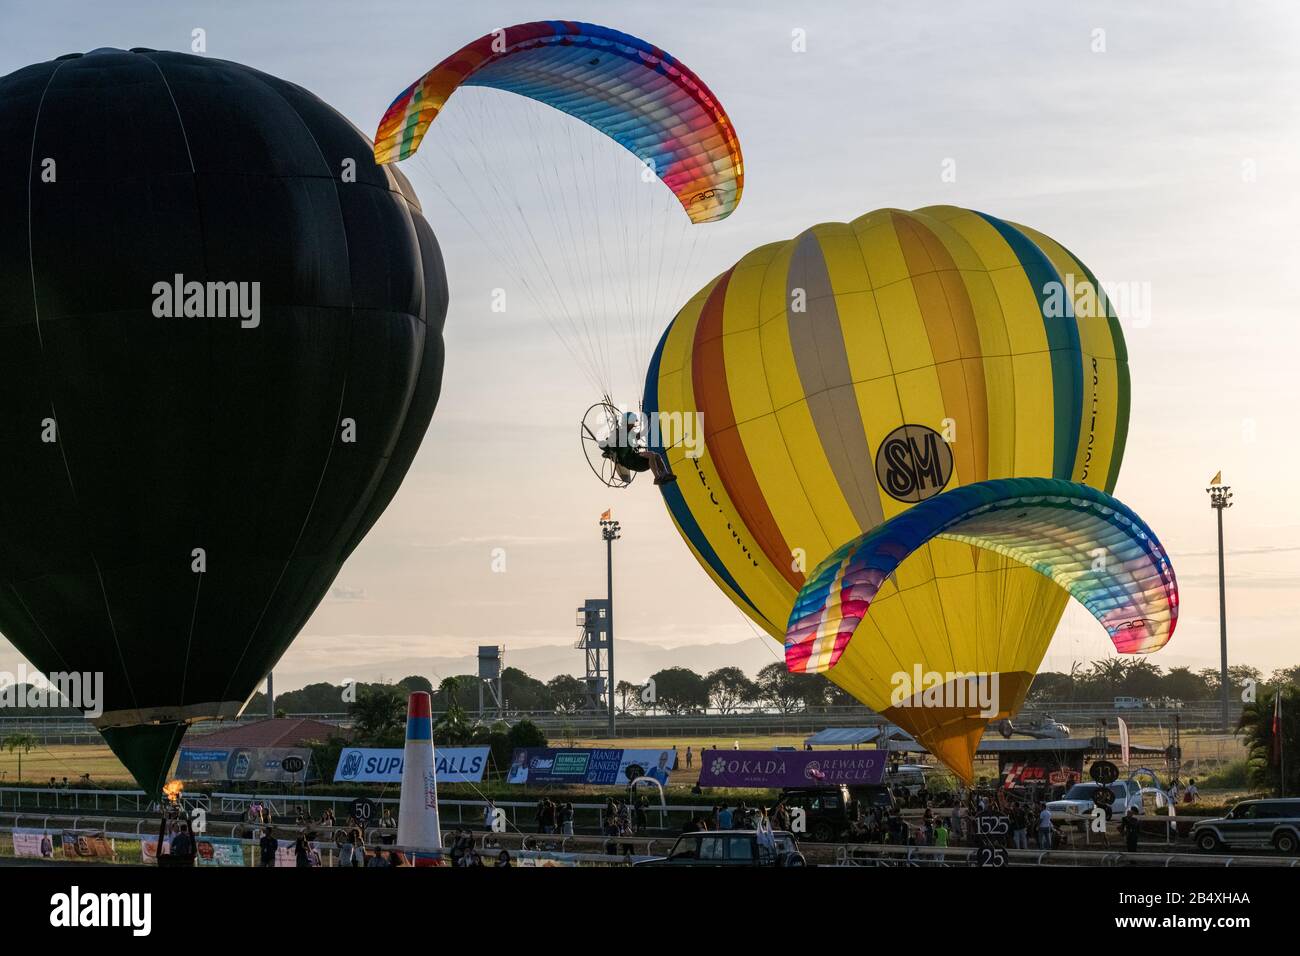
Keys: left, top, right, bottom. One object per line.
{"left": 169, "top": 824, "right": 195, "bottom": 865}
{"left": 1184, "top": 779, "right": 1199, "bottom": 803}
{"left": 718, "top": 805, "right": 734, "bottom": 829}
{"left": 686, "top": 746, "right": 693, "bottom": 769}
{"left": 933, "top": 820, "right": 949, "bottom": 863}
{"left": 259, "top": 827, "right": 278, "bottom": 867}
{"left": 1036, "top": 805, "right": 1054, "bottom": 850}
{"left": 306, "top": 832, "right": 322, "bottom": 867}
{"left": 339, "top": 829, "right": 357, "bottom": 867}
{"left": 1119, "top": 806, "right": 1141, "bottom": 853}
{"left": 755, "top": 807, "right": 777, "bottom": 856}
{"left": 1010, "top": 805, "right": 1027, "bottom": 850}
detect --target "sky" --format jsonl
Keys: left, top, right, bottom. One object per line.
{"left": 1, "top": 0, "right": 1298, "bottom": 692}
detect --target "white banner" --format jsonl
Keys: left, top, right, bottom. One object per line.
{"left": 13, "top": 828, "right": 54, "bottom": 859}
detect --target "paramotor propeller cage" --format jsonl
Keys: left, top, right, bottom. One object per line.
{"left": 581, "top": 402, "right": 635, "bottom": 488}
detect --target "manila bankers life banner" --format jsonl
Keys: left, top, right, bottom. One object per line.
{"left": 333, "top": 747, "right": 489, "bottom": 783}
{"left": 506, "top": 748, "right": 677, "bottom": 785}
{"left": 697, "top": 750, "right": 888, "bottom": 788}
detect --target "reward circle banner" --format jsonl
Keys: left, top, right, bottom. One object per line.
{"left": 696, "top": 750, "right": 888, "bottom": 788}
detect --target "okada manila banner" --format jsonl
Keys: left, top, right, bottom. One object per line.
{"left": 696, "top": 750, "right": 888, "bottom": 788}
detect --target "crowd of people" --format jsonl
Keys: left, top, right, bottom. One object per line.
{"left": 153, "top": 762, "right": 1201, "bottom": 867}
{"left": 529, "top": 798, "right": 578, "bottom": 835}
{"left": 234, "top": 800, "right": 401, "bottom": 867}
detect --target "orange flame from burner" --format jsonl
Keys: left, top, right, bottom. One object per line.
{"left": 162, "top": 780, "right": 184, "bottom": 803}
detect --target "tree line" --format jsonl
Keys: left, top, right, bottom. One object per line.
{"left": 1027, "top": 661, "right": 1300, "bottom": 704}
{"left": 253, "top": 659, "right": 1300, "bottom": 720}
{"left": 248, "top": 664, "right": 863, "bottom": 719}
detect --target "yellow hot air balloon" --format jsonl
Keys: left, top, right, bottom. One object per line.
{"left": 643, "top": 205, "right": 1130, "bottom": 781}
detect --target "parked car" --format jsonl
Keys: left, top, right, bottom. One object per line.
{"left": 1046, "top": 779, "right": 1143, "bottom": 821}
{"left": 886, "top": 763, "right": 940, "bottom": 801}
{"left": 1015, "top": 714, "right": 1071, "bottom": 738}
{"left": 1151, "top": 697, "right": 1184, "bottom": 710}
{"left": 1191, "top": 798, "right": 1300, "bottom": 853}
{"left": 780, "top": 785, "right": 858, "bottom": 843}
{"left": 1113, "top": 696, "right": 1145, "bottom": 710}
{"left": 634, "top": 830, "right": 806, "bottom": 866}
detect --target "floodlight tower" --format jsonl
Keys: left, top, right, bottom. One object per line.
{"left": 600, "top": 515, "right": 621, "bottom": 736}
{"left": 1206, "top": 475, "right": 1233, "bottom": 731}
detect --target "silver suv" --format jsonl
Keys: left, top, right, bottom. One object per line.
{"left": 1191, "top": 798, "right": 1300, "bottom": 853}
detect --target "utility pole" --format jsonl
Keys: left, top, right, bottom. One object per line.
{"left": 1206, "top": 474, "right": 1233, "bottom": 731}
{"left": 266, "top": 671, "right": 274, "bottom": 720}
{"left": 600, "top": 515, "right": 621, "bottom": 736}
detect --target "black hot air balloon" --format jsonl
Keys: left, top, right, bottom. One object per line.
{"left": 0, "top": 49, "right": 447, "bottom": 794}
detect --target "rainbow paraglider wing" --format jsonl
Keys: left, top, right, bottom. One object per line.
{"left": 786, "top": 478, "right": 1179, "bottom": 675}
{"left": 373, "top": 20, "right": 744, "bottom": 223}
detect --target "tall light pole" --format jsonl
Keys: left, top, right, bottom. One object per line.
{"left": 600, "top": 516, "right": 621, "bottom": 736}
{"left": 1206, "top": 475, "right": 1233, "bottom": 731}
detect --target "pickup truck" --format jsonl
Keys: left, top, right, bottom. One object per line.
{"left": 634, "top": 830, "right": 807, "bottom": 867}
{"left": 1046, "top": 779, "right": 1143, "bottom": 821}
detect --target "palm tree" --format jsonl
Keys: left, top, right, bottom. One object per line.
{"left": 433, "top": 676, "right": 471, "bottom": 744}
{"left": 2, "top": 734, "right": 36, "bottom": 782}
{"left": 1237, "top": 685, "right": 1298, "bottom": 796}
{"left": 350, "top": 684, "right": 406, "bottom": 746}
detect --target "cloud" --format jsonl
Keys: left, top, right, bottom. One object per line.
{"left": 1175, "top": 545, "right": 1300, "bottom": 558}
{"left": 413, "top": 534, "right": 574, "bottom": 549}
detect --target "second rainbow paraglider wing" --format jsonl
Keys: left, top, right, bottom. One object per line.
{"left": 785, "top": 477, "right": 1179, "bottom": 674}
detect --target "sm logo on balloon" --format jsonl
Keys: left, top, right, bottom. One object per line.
{"left": 875, "top": 425, "right": 954, "bottom": 502}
